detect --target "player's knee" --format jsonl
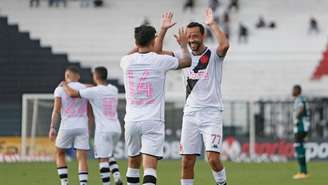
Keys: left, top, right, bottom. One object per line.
{"left": 207, "top": 152, "right": 222, "bottom": 168}
{"left": 56, "top": 149, "right": 66, "bottom": 158}
{"left": 182, "top": 155, "right": 196, "bottom": 170}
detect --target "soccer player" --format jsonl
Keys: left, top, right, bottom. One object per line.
{"left": 155, "top": 8, "right": 230, "bottom": 185}
{"left": 292, "top": 85, "right": 310, "bottom": 179}
{"left": 120, "top": 12, "right": 192, "bottom": 185}
{"left": 49, "top": 66, "right": 90, "bottom": 185}
{"left": 62, "top": 67, "right": 123, "bottom": 185}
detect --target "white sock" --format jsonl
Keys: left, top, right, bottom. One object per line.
{"left": 99, "top": 162, "right": 111, "bottom": 185}
{"left": 79, "top": 171, "right": 88, "bottom": 185}
{"left": 57, "top": 166, "right": 68, "bottom": 185}
{"left": 126, "top": 168, "right": 140, "bottom": 185}
{"left": 181, "top": 179, "right": 193, "bottom": 185}
{"left": 109, "top": 157, "right": 121, "bottom": 182}
{"left": 143, "top": 168, "right": 157, "bottom": 185}
{"left": 212, "top": 168, "right": 227, "bottom": 185}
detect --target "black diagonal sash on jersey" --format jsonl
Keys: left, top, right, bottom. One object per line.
{"left": 186, "top": 49, "right": 211, "bottom": 99}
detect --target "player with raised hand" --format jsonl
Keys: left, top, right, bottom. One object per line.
{"left": 61, "top": 66, "right": 124, "bottom": 185}
{"left": 49, "top": 66, "right": 90, "bottom": 185}
{"left": 120, "top": 11, "right": 191, "bottom": 185}
{"left": 156, "top": 8, "right": 230, "bottom": 185}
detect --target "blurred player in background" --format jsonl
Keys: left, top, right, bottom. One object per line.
{"left": 156, "top": 8, "right": 230, "bottom": 185}
{"left": 49, "top": 66, "right": 90, "bottom": 185}
{"left": 62, "top": 66, "right": 123, "bottom": 185}
{"left": 292, "top": 85, "right": 310, "bottom": 179}
{"left": 120, "top": 11, "right": 191, "bottom": 185}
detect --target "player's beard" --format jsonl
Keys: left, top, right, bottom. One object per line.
{"left": 189, "top": 41, "right": 202, "bottom": 52}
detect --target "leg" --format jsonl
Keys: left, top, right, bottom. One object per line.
{"left": 77, "top": 149, "right": 89, "bottom": 185}
{"left": 181, "top": 155, "right": 197, "bottom": 185}
{"left": 109, "top": 133, "right": 123, "bottom": 185}
{"left": 180, "top": 112, "right": 202, "bottom": 185}
{"left": 110, "top": 157, "right": 123, "bottom": 184}
{"left": 202, "top": 110, "right": 227, "bottom": 185}
{"left": 127, "top": 155, "right": 142, "bottom": 185}
{"left": 207, "top": 152, "right": 227, "bottom": 185}
{"left": 56, "top": 148, "right": 69, "bottom": 185}
{"left": 294, "top": 132, "right": 308, "bottom": 175}
{"left": 142, "top": 154, "right": 158, "bottom": 185}
{"left": 125, "top": 122, "right": 142, "bottom": 185}
{"left": 99, "top": 158, "right": 111, "bottom": 185}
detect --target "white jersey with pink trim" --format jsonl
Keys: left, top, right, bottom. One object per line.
{"left": 175, "top": 47, "right": 224, "bottom": 112}
{"left": 79, "top": 84, "right": 121, "bottom": 134}
{"left": 120, "top": 52, "right": 179, "bottom": 122}
{"left": 54, "top": 82, "right": 88, "bottom": 130}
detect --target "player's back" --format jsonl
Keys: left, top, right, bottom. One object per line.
{"left": 120, "top": 52, "right": 179, "bottom": 122}
{"left": 80, "top": 84, "right": 121, "bottom": 133}
{"left": 54, "top": 82, "right": 88, "bottom": 130}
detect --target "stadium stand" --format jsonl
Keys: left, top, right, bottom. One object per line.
{"left": 312, "top": 47, "right": 328, "bottom": 80}
{"left": 1, "top": 0, "right": 327, "bottom": 101}
{"left": 0, "top": 15, "right": 94, "bottom": 135}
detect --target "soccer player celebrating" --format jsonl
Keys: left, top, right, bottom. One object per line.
{"left": 49, "top": 66, "right": 90, "bottom": 185}
{"left": 292, "top": 85, "right": 310, "bottom": 179}
{"left": 156, "top": 8, "right": 230, "bottom": 185}
{"left": 62, "top": 67, "right": 123, "bottom": 185}
{"left": 120, "top": 12, "right": 192, "bottom": 185}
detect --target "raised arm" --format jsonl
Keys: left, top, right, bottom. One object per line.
{"left": 205, "top": 8, "right": 230, "bottom": 57}
{"left": 63, "top": 82, "right": 81, "bottom": 98}
{"left": 154, "top": 11, "right": 176, "bottom": 56}
{"left": 174, "top": 28, "right": 192, "bottom": 69}
{"left": 49, "top": 97, "right": 62, "bottom": 142}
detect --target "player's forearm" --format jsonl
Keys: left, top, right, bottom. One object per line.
{"left": 50, "top": 111, "right": 60, "bottom": 129}
{"left": 178, "top": 46, "right": 192, "bottom": 69}
{"left": 63, "top": 84, "right": 79, "bottom": 97}
{"left": 154, "top": 28, "right": 168, "bottom": 54}
{"left": 128, "top": 46, "right": 138, "bottom": 55}
{"left": 208, "top": 23, "right": 229, "bottom": 55}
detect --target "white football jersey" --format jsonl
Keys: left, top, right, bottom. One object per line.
{"left": 54, "top": 82, "right": 88, "bottom": 130}
{"left": 120, "top": 52, "right": 179, "bottom": 122}
{"left": 79, "top": 84, "right": 121, "bottom": 133}
{"left": 175, "top": 47, "right": 224, "bottom": 112}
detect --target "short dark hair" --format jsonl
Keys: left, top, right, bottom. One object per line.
{"left": 187, "top": 22, "right": 205, "bottom": 35}
{"left": 94, "top": 66, "right": 108, "bottom": 81}
{"left": 294, "top": 84, "right": 302, "bottom": 93}
{"left": 65, "top": 66, "right": 80, "bottom": 74}
{"left": 134, "top": 25, "right": 156, "bottom": 47}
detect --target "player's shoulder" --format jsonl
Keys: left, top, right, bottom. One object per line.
{"left": 106, "top": 84, "right": 119, "bottom": 93}
{"left": 69, "top": 82, "right": 87, "bottom": 89}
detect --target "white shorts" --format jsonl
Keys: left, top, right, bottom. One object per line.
{"left": 56, "top": 128, "right": 90, "bottom": 150}
{"left": 125, "top": 121, "right": 164, "bottom": 159}
{"left": 94, "top": 132, "right": 121, "bottom": 159}
{"left": 180, "top": 109, "right": 223, "bottom": 155}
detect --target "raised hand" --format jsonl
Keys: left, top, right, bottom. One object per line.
{"left": 160, "top": 11, "right": 176, "bottom": 30}
{"left": 205, "top": 8, "right": 215, "bottom": 26}
{"left": 174, "top": 27, "right": 188, "bottom": 48}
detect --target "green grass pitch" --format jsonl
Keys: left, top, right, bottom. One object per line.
{"left": 0, "top": 160, "right": 326, "bottom": 185}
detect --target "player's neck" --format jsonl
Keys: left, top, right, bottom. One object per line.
{"left": 96, "top": 80, "right": 107, "bottom": 86}
{"left": 192, "top": 45, "right": 207, "bottom": 56}
{"left": 138, "top": 47, "right": 152, "bottom": 54}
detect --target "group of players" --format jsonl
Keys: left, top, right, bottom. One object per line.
{"left": 49, "top": 7, "right": 228, "bottom": 185}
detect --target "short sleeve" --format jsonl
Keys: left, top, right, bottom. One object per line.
{"left": 79, "top": 87, "right": 96, "bottom": 100}
{"left": 211, "top": 47, "right": 225, "bottom": 62}
{"left": 54, "top": 87, "right": 63, "bottom": 98}
{"left": 158, "top": 55, "right": 179, "bottom": 71}
{"left": 120, "top": 56, "right": 128, "bottom": 70}
{"left": 173, "top": 50, "right": 182, "bottom": 59}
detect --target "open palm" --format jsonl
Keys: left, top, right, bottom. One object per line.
{"left": 161, "top": 11, "right": 176, "bottom": 29}
{"left": 205, "top": 8, "right": 215, "bottom": 25}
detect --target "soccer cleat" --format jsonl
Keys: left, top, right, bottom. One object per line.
{"left": 292, "top": 173, "right": 309, "bottom": 179}
{"left": 115, "top": 179, "right": 123, "bottom": 185}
